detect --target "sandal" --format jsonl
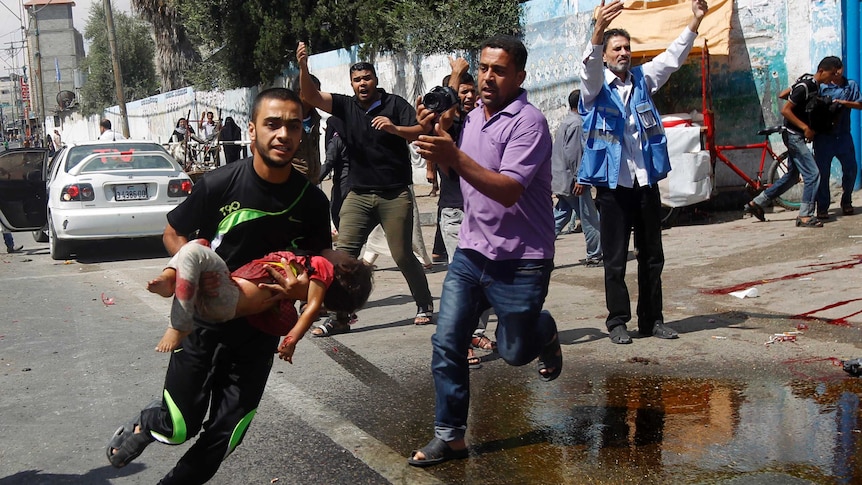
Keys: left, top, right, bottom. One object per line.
{"left": 842, "top": 204, "right": 855, "bottom": 215}
{"left": 414, "top": 307, "right": 434, "bottom": 325}
{"left": 471, "top": 335, "right": 496, "bottom": 351}
{"left": 743, "top": 201, "right": 766, "bottom": 222}
{"left": 106, "top": 419, "right": 155, "bottom": 468}
{"left": 795, "top": 216, "right": 823, "bottom": 228}
{"left": 537, "top": 333, "right": 563, "bottom": 382}
{"left": 407, "top": 437, "right": 468, "bottom": 467}
{"left": 467, "top": 348, "right": 482, "bottom": 368}
{"left": 311, "top": 317, "right": 352, "bottom": 337}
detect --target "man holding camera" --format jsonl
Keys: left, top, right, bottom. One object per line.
{"left": 408, "top": 34, "right": 561, "bottom": 467}
{"left": 296, "top": 42, "right": 435, "bottom": 333}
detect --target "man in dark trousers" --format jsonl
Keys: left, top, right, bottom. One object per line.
{"left": 296, "top": 41, "right": 435, "bottom": 334}
{"left": 106, "top": 88, "right": 332, "bottom": 484}
{"left": 580, "top": 0, "right": 707, "bottom": 344}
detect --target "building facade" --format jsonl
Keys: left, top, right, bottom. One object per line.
{"left": 23, "top": 0, "right": 85, "bottom": 125}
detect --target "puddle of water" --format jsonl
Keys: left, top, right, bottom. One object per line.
{"left": 421, "top": 371, "right": 862, "bottom": 484}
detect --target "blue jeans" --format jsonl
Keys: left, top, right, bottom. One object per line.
{"left": 431, "top": 248, "right": 556, "bottom": 442}
{"left": 814, "top": 132, "right": 858, "bottom": 211}
{"left": 554, "top": 193, "right": 602, "bottom": 259}
{"left": 2, "top": 231, "right": 13, "bottom": 249}
{"left": 755, "top": 130, "right": 819, "bottom": 217}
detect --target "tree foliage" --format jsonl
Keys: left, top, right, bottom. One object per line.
{"left": 79, "top": 3, "right": 159, "bottom": 116}
{"left": 166, "top": 0, "right": 523, "bottom": 89}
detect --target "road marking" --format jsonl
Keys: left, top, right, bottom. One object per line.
{"left": 266, "top": 378, "right": 443, "bottom": 485}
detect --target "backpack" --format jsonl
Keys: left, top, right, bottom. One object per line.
{"left": 794, "top": 74, "right": 843, "bottom": 133}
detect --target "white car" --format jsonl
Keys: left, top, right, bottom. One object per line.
{"left": 0, "top": 140, "right": 193, "bottom": 260}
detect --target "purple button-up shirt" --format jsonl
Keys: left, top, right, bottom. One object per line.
{"left": 457, "top": 89, "right": 555, "bottom": 261}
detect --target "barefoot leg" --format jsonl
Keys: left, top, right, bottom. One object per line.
{"left": 155, "top": 328, "right": 190, "bottom": 352}
{"left": 147, "top": 268, "right": 177, "bottom": 297}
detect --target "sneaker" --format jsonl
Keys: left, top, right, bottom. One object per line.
{"left": 6, "top": 245, "right": 22, "bottom": 253}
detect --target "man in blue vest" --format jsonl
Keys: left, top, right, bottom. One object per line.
{"left": 579, "top": 0, "right": 708, "bottom": 344}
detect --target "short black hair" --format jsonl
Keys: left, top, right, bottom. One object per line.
{"left": 442, "top": 72, "right": 475, "bottom": 87}
{"left": 568, "top": 89, "right": 581, "bottom": 110}
{"left": 350, "top": 62, "right": 376, "bottom": 77}
{"left": 818, "top": 56, "right": 843, "bottom": 72}
{"left": 251, "top": 88, "right": 302, "bottom": 123}
{"left": 603, "top": 28, "right": 631, "bottom": 52}
{"left": 291, "top": 74, "right": 321, "bottom": 92}
{"left": 323, "top": 257, "right": 374, "bottom": 313}
{"left": 480, "top": 35, "right": 528, "bottom": 72}
{"left": 100, "top": 119, "right": 111, "bottom": 130}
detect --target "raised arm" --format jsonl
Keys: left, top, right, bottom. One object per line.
{"left": 581, "top": 1, "right": 625, "bottom": 107}
{"left": 297, "top": 42, "right": 333, "bottom": 114}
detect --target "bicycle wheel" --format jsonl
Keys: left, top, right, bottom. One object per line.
{"left": 767, "top": 151, "right": 802, "bottom": 210}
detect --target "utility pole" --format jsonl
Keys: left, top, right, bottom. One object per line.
{"left": 103, "top": 0, "right": 129, "bottom": 138}
{"left": 27, "top": 8, "right": 46, "bottom": 144}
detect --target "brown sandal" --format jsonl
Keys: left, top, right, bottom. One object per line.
{"left": 471, "top": 335, "right": 496, "bottom": 351}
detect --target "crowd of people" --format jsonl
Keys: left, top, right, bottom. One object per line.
{"left": 96, "top": 0, "right": 862, "bottom": 480}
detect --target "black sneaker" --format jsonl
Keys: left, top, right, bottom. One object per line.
{"left": 582, "top": 257, "right": 603, "bottom": 267}
{"left": 6, "top": 245, "right": 22, "bottom": 253}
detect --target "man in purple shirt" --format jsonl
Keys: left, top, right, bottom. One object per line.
{"left": 407, "top": 34, "right": 561, "bottom": 467}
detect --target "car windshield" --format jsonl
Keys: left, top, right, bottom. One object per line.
{"left": 64, "top": 143, "right": 168, "bottom": 172}
{"left": 78, "top": 153, "right": 176, "bottom": 173}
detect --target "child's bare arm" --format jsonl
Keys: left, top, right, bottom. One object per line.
{"left": 277, "top": 279, "right": 327, "bottom": 363}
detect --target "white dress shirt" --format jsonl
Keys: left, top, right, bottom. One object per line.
{"left": 580, "top": 28, "right": 698, "bottom": 188}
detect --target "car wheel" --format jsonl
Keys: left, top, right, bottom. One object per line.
{"left": 48, "top": 217, "right": 73, "bottom": 260}
{"left": 32, "top": 225, "right": 48, "bottom": 243}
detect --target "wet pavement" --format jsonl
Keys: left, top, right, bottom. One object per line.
{"left": 287, "top": 190, "right": 862, "bottom": 485}
{"left": 1, "top": 189, "right": 861, "bottom": 484}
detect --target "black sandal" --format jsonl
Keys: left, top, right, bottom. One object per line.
{"left": 311, "top": 317, "right": 351, "bottom": 337}
{"left": 743, "top": 202, "right": 766, "bottom": 222}
{"left": 467, "top": 348, "right": 482, "bottom": 369}
{"left": 537, "top": 333, "right": 563, "bottom": 382}
{"left": 106, "top": 419, "right": 155, "bottom": 468}
{"left": 795, "top": 216, "right": 823, "bottom": 228}
{"left": 407, "top": 437, "right": 468, "bottom": 467}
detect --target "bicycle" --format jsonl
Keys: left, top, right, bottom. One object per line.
{"left": 710, "top": 125, "right": 797, "bottom": 209}
{"left": 661, "top": 46, "right": 800, "bottom": 226}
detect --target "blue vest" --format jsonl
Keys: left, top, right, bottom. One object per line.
{"left": 578, "top": 67, "right": 671, "bottom": 188}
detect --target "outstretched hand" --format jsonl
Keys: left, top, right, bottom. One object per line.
{"left": 413, "top": 123, "right": 458, "bottom": 168}
{"left": 296, "top": 42, "right": 308, "bottom": 68}
{"left": 692, "top": 0, "right": 708, "bottom": 20}
{"left": 594, "top": 0, "right": 624, "bottom": 33}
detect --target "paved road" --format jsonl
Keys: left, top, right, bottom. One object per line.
{"left": 1, "top": 191, "right": 861, "bottom": 484}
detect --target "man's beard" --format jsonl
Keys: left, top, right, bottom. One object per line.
{"left": 255, "top": 139, "right": 293, "bottom": 169}
{"left": 607, "top": 62, "right": 629, "bottom": 77}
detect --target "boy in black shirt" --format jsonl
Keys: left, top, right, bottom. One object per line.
{"left": 744, "top": 56, "right": 842, "bottom": 227}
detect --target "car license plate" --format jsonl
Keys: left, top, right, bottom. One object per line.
{"left": 115, "top": 184, "right": 148, "bottom": 201}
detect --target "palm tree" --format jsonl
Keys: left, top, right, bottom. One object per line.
{"left": 131, "top": 0, "right": 200, "bottom": 91}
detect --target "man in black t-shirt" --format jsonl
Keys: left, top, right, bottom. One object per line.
{"left": 106, "top": 88, "right": 331, "bottom": 483}
{"left": 744, "top": 56, "right": 842, "bottom": 228}
{"left": 297, "top": 41, "right": 435, "bottom": 334}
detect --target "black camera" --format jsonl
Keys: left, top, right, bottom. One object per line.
{"left": 423, "top": 86, "right": 459, "bottom": 114}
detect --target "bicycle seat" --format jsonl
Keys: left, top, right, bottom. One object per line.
{"left": 756, "top": 126, "right": 785, "bottom": 136}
